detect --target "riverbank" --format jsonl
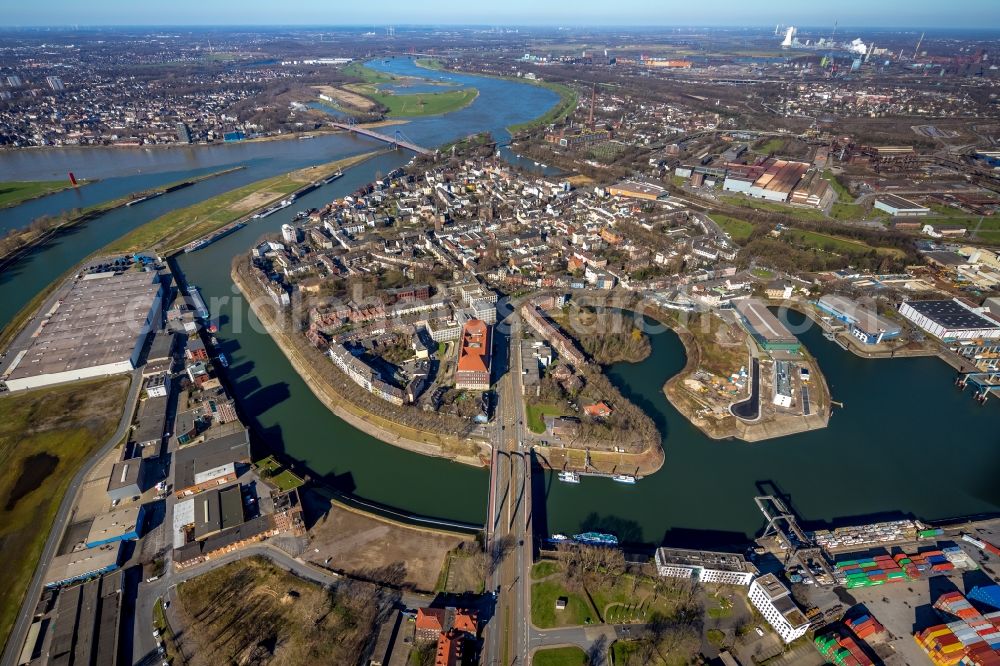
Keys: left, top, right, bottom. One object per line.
{"left": 106, "top": 154, "right": 378, "bottom": 256}
{"left": 412, "top": 58, "right": 577, "bottom": 133}
{"left": 0, "top": 179, "right": 92, "bottom": 210}
{"left": 231, "top": 258, "right": 489, "bottom": 468}
{"left": 0, "top": 166, "right": 244, "bottom": 271}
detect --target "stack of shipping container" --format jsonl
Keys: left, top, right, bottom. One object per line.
{"left": 835, "top": 554, "right": 909, "bottom": 588}
{"left": 914, "top": 592, "right": 1000, "bottom": 666}
{"left": 814, "top": 631, "right": 875, "bottom": 666}
{"left": 846, "top": 614, "right": 886, "bottom": 642}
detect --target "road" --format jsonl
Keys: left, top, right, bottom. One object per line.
{"left": 484, "top": 317, "right": 533, "bottom": 666}
{"left": 1, "top": 367, "right": 144, "bottom": 666}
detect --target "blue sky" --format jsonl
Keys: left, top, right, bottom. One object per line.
{"left": 4, "top": 0, "right": 997, "bottom": 29}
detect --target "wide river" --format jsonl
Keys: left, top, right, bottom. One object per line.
{"left": 2, "top": 58, "right": 999, "bottom": 545}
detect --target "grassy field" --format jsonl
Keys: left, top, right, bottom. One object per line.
{"left": 755, "top": 138, "right": 786, "bottom": 154}
{"left": 0, "top": 376, "right": 130, "bottom": 654}
{"left": 104, "top": 153, "right": 378, "bottom": 254}
{"left": 533, "top": 646, "right": 589, "bottom": 666}
{"left": 785, "top": 228, "right": 905, "bottom": 258}
{"left": 0, "top": 180, "right": 81, "bottom": 209}
{"left": 177, "top": 555, "right": 380, "bottom": 663}
{"left": 710, "top": 214, "right": 754, "bottom": 242}
{"left": 532, "top": 560, "right": 562, "bottom": 580}
{"left": 370, "top": 88, "right": 478, "bottom": 117}
{"left": 343, "top": 61, "right": 398, "bottom": 84}
{"left": 830, "top": 202, "right": 871, "bottom": 221}
{"left": 721, "top": 194, "right": 829, "bottom": 223}
{"left": 531, "top": 580, "right": 595, "bottom": 628}
{"left": 525, "top": 401, "right": 567, "bottom": 434}
{"left": 822, "top": 170, "right": 853, "bottom": 200}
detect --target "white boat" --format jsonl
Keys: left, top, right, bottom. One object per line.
{"left": 533, "top": 161, "right": 539, "bottom": 166}
{"left": 210, "top": 336, "right": 218, "bottom": 345}
{"left": 557, "top": 471, "right": 581, "bottom": 484}
{"left": 540, "top": 163, "right": 548, "bottom": 168}
{"left": 548, "top": 534, "right": 569, "bottom": 542}
{"left": 612, "top": 474, "right": 637, "bottom": 484}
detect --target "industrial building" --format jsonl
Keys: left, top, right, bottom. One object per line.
{"left": 173, "top": 429, "right": 251, "bottom": 497}
{"left": 455, "top": 319, "right": 492, "bottom": 391}
{"left": 23, "top": 572, "right": 123, "bottom": 666}
{"left": 106, "top": 459, "right": 143, "bottom": 503}
{"left": 898, "top": 299, "right": 1000, "bottom": 341}
{"left": 193, "top": 484, "right": 245, "bottom": 540}
{"left": 747, "top": 160, "right": 810, "bottom": 203}
{"left": 874, "top": 194, "right": 930, "bottom": 217}
{"left": 45, "top": 543, "right": 122, "bottom": 589}
{"left": 2, "top": 270, "right": 162, "bottom": 392}
{"left": 734, "top": 299, "right": 801, "bottom": 352}
{"left": 816, "top": 295, "right": 902, "bottom": 346}
{"left": 748, "top": 574, "right": 811, "bottom": 644}
{"left": 654, "top": 548, "right": 758, "bottom": 586}
{"left": 84, "top": 505, "right": 145, "bottom": 548}
{"left": 608, "top": 179, "right": 668, "bottom": 201}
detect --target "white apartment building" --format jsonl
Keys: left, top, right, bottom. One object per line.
{"left": 748, "top": 574, "right": 810, "bottom": 643}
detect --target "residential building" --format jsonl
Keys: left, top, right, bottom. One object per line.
{"left": 654, "top": 547, "right": 758, "bottom": 586}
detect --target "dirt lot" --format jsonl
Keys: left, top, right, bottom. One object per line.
{"left": 314, "top": 85, "right": 376, "bottom": 110}
{"left": 305, "top": 499, "right": 471, "bottom": 592}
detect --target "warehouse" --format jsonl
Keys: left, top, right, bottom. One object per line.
{"left": 608, "top": 179, "right": 668, "bottom": 201}
{"left": 31, "top": 572, "right": 122, "bottom": 666}
{"left": 734, "top": 299, "right": 801, "bottom": 352}
{"left": 748, "top": 159, "right": 809, "bottom": 203}
{"left": 816, "top": 295, "right": 902, "bottom": 346}
{"left": 174, "top": 429, "right": 251, "bottom": 497}
{"left": 874, "top": 194, "right": 930, "bottom": 217}
{"left": 2, "top": 270, "right": 162, "bottom": 392}
{"left": 106, "top": 459, "right": 143, "bottom": 502}
{"left": 85, "top": 505, "right": 145, "bottom": 547}
{"left": 898, "top": 299, "right": 1000, "bottom": 341}
{"left": 193, "top": 484, "right": 246, "bottom": 540}
{"left": 45, "top": 543, "right": 122, "bottom": 589}
{"left": 654, "top": 548, "right": 758, "bottom": 586}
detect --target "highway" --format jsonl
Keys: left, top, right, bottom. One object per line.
{"left": 0, "top": 367, "right": 145, "bottom": 666}
{"left": 483, "top": 316, "right": 533, "bottom": 665}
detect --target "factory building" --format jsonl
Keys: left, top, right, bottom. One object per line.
{"left": 173, "top": 429, "right": 251, "bottom": 497}
{"left": 748, "top": 160, "right": 810, "bottom": 203}
{"left": 455, "top": 319, "right": 492, "bottom": 391}
{"left": 608, "top": 180, "right": 668, "bottom": 201}
{"left": 26, "top": 572, "right": 123, "bottom": 666}
{"left": 734, "top": 299, "right": 801, "bottom": 352}
{"left": 106, "top": 458, "right": 143, "bottom": 503}
{"left": 654, "top": 548, "right": 758, "bottom": 586}
{"left": 898, "top": 299, "right": 1000, "bottom": 341}
{"left": 816, "top": 295, "right": 902, "bottom": 346}
{"left": 748, "top": 574, "right": 811, "bottom": 644}
{"left": 874, "top": 194, "right": 930, "bottom": 217}
{"left": 45, "top": 543, "right": 122, "bottom": 589}
{"left": 85, "top": 505, "right": 145, "bottom": 548}
{"left": 2, "top": 270, "right": 162, "bottom": 392}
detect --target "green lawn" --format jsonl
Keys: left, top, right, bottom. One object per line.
{"left": 611, "top": 640, "right": 643, "bottom": 665}
{"left": 710, "top": 214, "right": 754, "bottom": 242}
{"left": 104, "top": 153, "right": 377, "bottom": 254}
{"left": 533, "top": 646, "right": 589, "bottom": 666}
{"left": 830, "top": 202, "right": 870, "bottom": 221}
{"left": 755, "top": 138, "right": 786, "bottom": 154}
{"left": 822, "top": 170, "right": 853, "bottom": 201}
{"left": 707, "top": 628, "right": 726, "bottom": 647}
{"left": 785, "top": 228, "right": 904, "bottom": 257}
{"left": 0, "top": 180, "right": 80, "bottom": 209}
{"left": 531, "top": 580, "right": 595, "bottom": 628}
{"left": 722, "top": 194, "right": 828, "bottom": 223}
{"left": 255, "top": 455, "right": 303, "bottom": 491}
{"left": 532, "top": 560, "right": 562, "bottom": 580}
{"left": 343, "top": 61, "right": 399, "bottom": 84}
{"left": 751, "top": 267, "right": 775, "bottom": 279}
{"left": 525, "top": 401, "right": 566, "bottom": 434}
{"left": 370, "top": 88, "right": 478, "bottom": 117}
{"left": 589, "top": 574, "right": 682, "bottom": 623}
{"left": 0, "top": 377, "right": 130, "bottom": 653}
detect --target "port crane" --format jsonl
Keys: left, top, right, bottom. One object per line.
{"left": 754, "top": 495, "right": 836, "bottom": 586}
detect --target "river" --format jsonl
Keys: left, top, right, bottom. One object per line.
{"left": 2, "top": 58, "right": 999, "bottom": 543}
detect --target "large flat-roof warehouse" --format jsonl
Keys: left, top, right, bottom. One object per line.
{"left": 899, "top": 299, "right": 1000, "bottom": 341}
{"left": 735, "top": 298, "right": 801, "bottom": 352}
{"left": 2, "top": 270, "right": 163, "bottom": 392}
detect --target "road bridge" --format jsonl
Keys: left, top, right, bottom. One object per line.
{"left": 331, "top": 122, "right": 434, "bottom": 156}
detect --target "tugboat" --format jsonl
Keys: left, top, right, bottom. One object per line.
{"left": 557, "top": 471, "right": 581, "bottom": 484}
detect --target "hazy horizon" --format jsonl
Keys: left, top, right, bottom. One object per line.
{"left": 2, "top": 0, "right": 997, "bottom": 30}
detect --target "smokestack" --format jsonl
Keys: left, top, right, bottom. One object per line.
{"left": 781, "top": 27, "right": 796, "bottom": 48}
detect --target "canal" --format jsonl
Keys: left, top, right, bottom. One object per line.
{"left": 2, "top": 58, "right": 999, "bottom": 541}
